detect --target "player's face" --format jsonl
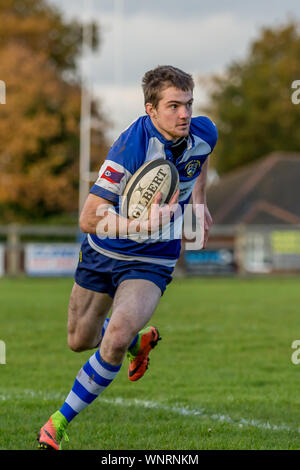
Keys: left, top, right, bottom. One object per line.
{"left": 146, "top": 86, "right": 193, "bottom": 141}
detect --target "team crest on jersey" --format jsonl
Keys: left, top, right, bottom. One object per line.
{"left": 185, "top": 160, "right": 201, "bottom": 177}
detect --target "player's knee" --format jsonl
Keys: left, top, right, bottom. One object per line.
{"left": 108, "top": 334, "right": 128, "bottom": 355}
{"left": 101, "top": 325, "right": 129, "bottom": 358}
{"left": 68, "top": 337, "right": 82, "bottom": 352}
{"left": 68, "top": 333, "right": 88, "bottom": 352}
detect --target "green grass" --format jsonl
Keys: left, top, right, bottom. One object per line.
{"left": 1, "top": 276, "right": 300, "bottom": 450}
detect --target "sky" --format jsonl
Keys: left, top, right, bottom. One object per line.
{"left": 49, "top": 0, "right": 299, "bottom": 143}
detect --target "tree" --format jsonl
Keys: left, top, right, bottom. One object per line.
{"left": 204, "top": 21, "right": 300, "bottom": 174}
{"left": 0, "top": 0, "right": 108, "bottom": 222}
{"left": 0, "top": 0, "right": 98, "bottom": 72}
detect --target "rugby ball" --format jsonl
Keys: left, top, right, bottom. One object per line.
{"left": 121, "top": 158, "right": 179, "bottom": 220}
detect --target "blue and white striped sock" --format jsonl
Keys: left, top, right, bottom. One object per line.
{"left": 101, "top": 317, "right": 110, "bottom": 338}
{"left": 59, "top": 350, "right": 121, "bottom": 423}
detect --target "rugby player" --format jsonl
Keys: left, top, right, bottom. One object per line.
{"left": 37, "top": 65, "right": 217, "bottom": 449}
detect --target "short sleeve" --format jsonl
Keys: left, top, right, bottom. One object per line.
{"left": 90, "top": 118, "right": 146, "bottom": 203}
{"left": 190, "top": 116, "right": 218, "bottom": 154}
{"left": 90, "top": 158, "right": 133, "bottom": 204}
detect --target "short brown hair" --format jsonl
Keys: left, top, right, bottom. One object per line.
{"left": 142, "top": 65, "right": 194, "bottom": 108}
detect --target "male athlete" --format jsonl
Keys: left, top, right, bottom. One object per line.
{"left": 37, "top": 65, "right": 217, "bottom": 449}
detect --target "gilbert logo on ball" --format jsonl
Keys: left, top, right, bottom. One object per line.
{"left": 121, "top": 158, "right": 179, "bottom": 220}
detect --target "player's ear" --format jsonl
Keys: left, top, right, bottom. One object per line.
{"left": 145, "top": 102, "right": 156, "bottom": 118}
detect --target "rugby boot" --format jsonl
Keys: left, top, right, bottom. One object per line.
{"left": 127, "top": 326, "right": 161, "bottom": 381}
{"left": 37, "top": 411, "right": 69, "bottom": 450}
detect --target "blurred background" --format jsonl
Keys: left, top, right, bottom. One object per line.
{"left": 0, "top": 0, "right": 300, "bottom": 278}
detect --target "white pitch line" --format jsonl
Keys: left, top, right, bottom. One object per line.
{"left": 102, "top": 397, "right": 300, "bottom": 434}
{"left": 1, "top": 390, "right": 299, "bottom": 434}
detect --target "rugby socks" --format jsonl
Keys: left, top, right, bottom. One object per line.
{"left": 101, "top": 317, "right": 110, "bottom": 338}
{"left": 129, "top": 334, "right": 139, "bottom": 350}
{"left": 101, "top": 317, "right": 139, "bottom": 351}
{"left": 58, "top": 320, "right": 139, "bottom": 423}
{"left": 59, "top": 350, "right": 121, "bottom": 423}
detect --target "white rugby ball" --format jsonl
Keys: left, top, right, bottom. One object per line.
{"left": 121, "top": 158, "right": 179, "bottom": 220}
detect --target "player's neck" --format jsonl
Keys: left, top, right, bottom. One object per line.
{"left": 149, "top": 117, "right": 179, "bottom": 142}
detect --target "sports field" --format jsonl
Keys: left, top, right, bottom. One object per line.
{"left": 1, "top": 276, "right": 300, "bottom": 450}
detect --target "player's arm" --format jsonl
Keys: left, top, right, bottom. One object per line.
{"left": 79, "top": 194, "right": 112, "bottom": 234}
{"left": 192, "top": 157, "right": 213, "bottom": 248}
{"left": 80, "top": 194, "right": 141, "bottom": 236}
{"left": 79, "top": 192, "right": 179, "bottom": 237}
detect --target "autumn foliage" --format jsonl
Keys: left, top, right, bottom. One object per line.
{"left": 204, "top": 21, "right": 300, "bottom": 174}
{"left": 0, "top": 0, "right": 108, "bottom": 222}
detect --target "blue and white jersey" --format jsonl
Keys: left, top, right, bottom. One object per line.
{"left": 88, "top": 115, "right": 217, "bottom": 267}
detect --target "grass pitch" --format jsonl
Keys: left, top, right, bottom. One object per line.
{"left": 1, "top": 276, "right": 300, "bottom": 450}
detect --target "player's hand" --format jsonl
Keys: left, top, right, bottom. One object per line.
{"left": 141, "top": 189, "right": 180, "bottom": 234}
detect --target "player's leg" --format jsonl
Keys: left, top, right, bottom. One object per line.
{"left": 67, "top": 235, "right": 117, "bottom": 352}
{"left": 67, "top": 282, "right": 113, "bottom": 352}
{"left": 100, "top": 279, "right": 161, "bottom": 365}
{"left": 104, "top": 261, "right": 173, "bottom": 380}
{"left": 38, "top": 251, "right": 173, "bottom": 450}
{"left": 38, "top": 279, "right": 161, "bottom": 450}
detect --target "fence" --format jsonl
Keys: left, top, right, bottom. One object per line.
{"left": 0, "top": 224, "right": 79, "bottom": 277}
{"left": 182, "top": 224, "right": 300, "bottom": 276}
{"left": 0, "top": 224, "right": 300, "bottom": 277}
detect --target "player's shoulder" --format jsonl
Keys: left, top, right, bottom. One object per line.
{"left": 190, "top": 116, "right": 218, "bottom": 151}
{"left": 117, "top": 115, "right": 147, "bottom": 145}
{"left": 108, "top": 116, "right": 148, "bottom": 172}
{"left": 191, "top": 115, "right": 218, "bottom": 135}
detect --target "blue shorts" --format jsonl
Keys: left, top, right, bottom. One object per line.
{"left": 75, "top": 237, "right": 174, "bottom": 298}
